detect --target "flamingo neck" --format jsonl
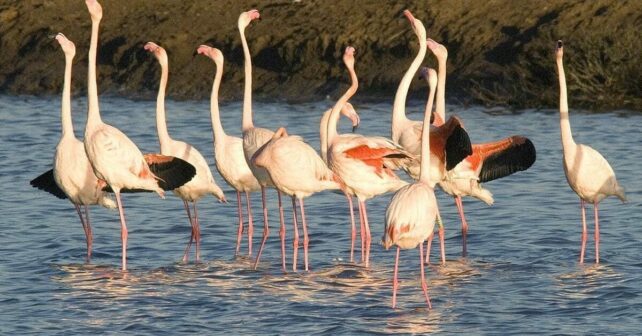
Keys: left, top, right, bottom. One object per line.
{"left": 391, "top": 34, "right": 427, "bottom": 142}
{"left": 319, "top": 108, "right": 331, "bottom": 162}
{"left": 435, "top": 55, "right": 447, "bottom": 125}
{"left": 557, "top": 57, "right": 575, "bottom": 152}
{"left": 419, "top": 83, "right": 436, "bottom": 183}
{"left": 156, "top": 57, "right": 171, "bottom": 148}
{"left": 210, "top": 59, "right": 226, "bottom": 143}
{"left": 61, "top": 51, "right": 74, "bottom": 138}
{"left": 239, "top": 26, "right": 254, "bottom": 131}
{"left": 86, "top": 19, "right": 102, "bottom": 130}
{"left": 327, "top": 66, "right": 358, "bottom": 145}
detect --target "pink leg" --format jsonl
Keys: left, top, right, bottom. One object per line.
{"left": 594, "top": 201, "right": 600, "bottom": 264}
{"left": 278, "top": 191, "right": 286, "bottom": 271}
{"left": 245, "top": 191, "right": 253, "bottom": 255}
{"left": 419, "top": 243, "right": 432, "bottom": 309}
{"left": 346, "top": 194, "right": 356, "bottom": 263}
{"left": 392, "top": 246, "right": 400, "bottom": 308}
{"left": 75, "top": 204, "right": 92, "bottom": 262}
{"left": 253, "top": 188, "right": 273, "bottom": 269}
{"left": 192, "top": 201, "right": 201, "bottom": 262}
{"left": 579, "top": 199, "right": 587, "bottom": 264}
{"left": 360, "top": 201, "right": 372, "bottom": 268}
{"left": 425, "top": 232, "right": 434, "bottom": 264}
{"left": 292, "top": 197, "right": 300, "bottom": 272}
{"left": 299, "top": 198, "right": 310, "bottom": 271}
{"left": 235, "top": 191, "right": 244, "bottom": 255}
{"left": 114, "top": 191, "right": 128, "bottom": 271}
{"left": 182, "top": 200, "right": 195, "bottom": 263}
{"left": 437, "top": 209, "right": 446, "bottom": 265}
{"left": 84, "top": 205, "right": 93, "bottom": 261}
{"left": 455, "top": 196, "right": 468, "bottom": 257}
{"left": 358, "top": 200, "right": 366, "bottom": 263}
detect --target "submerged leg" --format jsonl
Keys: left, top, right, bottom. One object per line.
{"left": 83, "top": 205, "right": 93, "bottom": 261}
{"left": 392, "top": 246, "right": 400, "bottom": 309}
{"left": 235, "top": 191, "right": 244, "bottom": 255}
{"left": 346, "top": 194, "right": 356, "bottom": 263}
{"left": 579, "top": 199, "right": 587, "bottom": 264}
{"left": 278, "top": 191, "right": 286, "bottom": 271}
{"left": 192, "top": 201, "right": 201, "bottom": 262}
{"left": 594, "top": 201, "right": 600, "bottom": 264}
{"left": 419, "top": 243, "right": 432, "bottom": 309}
{"left": 455, "top": 196, "right": 468, "bottom": 257}
{"left": 299, "top": 198, "right": 310, "bottom": 271}
{"left": 292, "top": 197, "right": 300, "bottom": 272}
{"left": 75, "top": 204, "right": 91, "bottom": 262}
{"left": 114, "top": 191, "right": 128, "bottom": 271}
{"left": 182, "top": 200, "right": 195, "bottom": 263}
{"left": 245, "top": 191, "right": 253, "bottom": 255}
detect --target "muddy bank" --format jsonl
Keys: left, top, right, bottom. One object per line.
{"left": 1, "top": 0, "right": 640, "bottom": 110}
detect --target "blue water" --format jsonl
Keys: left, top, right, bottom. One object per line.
{"left": 1, "top": 95, "right": 641, "bottom": 334}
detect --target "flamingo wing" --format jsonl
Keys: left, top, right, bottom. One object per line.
{"left": 104, "top": 154, "right": 196, "bottom": 193}
{"left": 476, "top": 136, "right": 536, "bottom": 183}
{"left": 30, "top": 169, "right": 67, "bottom": 199}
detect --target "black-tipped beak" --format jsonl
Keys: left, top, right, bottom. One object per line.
{"left": 352, "top": 124, "right": 358, "bottom": 133}
{"left": 557, "top": 40, "right": 563, "bottom": 48}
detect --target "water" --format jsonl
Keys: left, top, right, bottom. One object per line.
{"left": 1, "top": 94, "right": 641, "bottom": 334}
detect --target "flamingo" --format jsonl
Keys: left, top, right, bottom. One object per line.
{"left": 144, "top": 42, "right": 226, "bottom": 263}
{"left": 390, "top": 10, "right": 472, "bottom": 264}
{"left": 252, "top": 127, "right": 341, "bottom": 271}
{"left": 82, "top": 0, "right": 195, "bottom": 271}
{"left": 555, "top": 40, "right": 626, "bottom": 264}
{"left": 30, "top": 33, "right": 116, "bottom": 262}
{"left": 424, "top": 39, "right": 536, "bottom": 259}
{"left": 327, "top": 46, "right": 413, "bottom": 267}
{"left": 383, "top": 67, "right": 438, "bottom": 310}
{"left": 238, "top": 9, "right": 288, "bottom": 270}
{"left": 196, "top": 45, "right": 261, "bottom": 257}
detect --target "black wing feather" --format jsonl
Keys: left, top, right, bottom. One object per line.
{"left": 30, "top": 169, "right": 67, "bottom": 199}
{"left": 445, "top": 124, "right": 473, "bottom": 170}
{"left": 148, "top": 156, "right": 196, "bottom": 191}
{"left": 479, "top": 138, "right": 536, "bottom": 183}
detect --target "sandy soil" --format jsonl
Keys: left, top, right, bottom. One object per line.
{"left": 0, "top": 0, "right": 640, "bottom": 110}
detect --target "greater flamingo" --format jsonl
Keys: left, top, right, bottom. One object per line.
{"left": 238, "top": 9, "right": 288, "bottom": 269}
{"left": 383, "top": 67, "right": 438, "bottom": 310}
{"left": 555, "top": 40, "right": 626, "bottom": 264}
{"left": 390, "top": 10, "right": 472, "bottom": 264}
{"left": 30, "top": 33, "right": 115, "bottom": 262}
{"left": 252, "top": 127, "right": 341, "bottom": 271}
{"left": 425, "top": 38, "right": 536, "bottom": 259}
{"left": 196, "top": 45, "right": 261, "bottom": 257}
{"left": 327, "top": 46, "right": 413, "bottom": 267}
{"left": 144, "top": 42, "right": 226, "bottom": 263}
{"left": 83, "top": 0, "right": 195, "bottom": 271}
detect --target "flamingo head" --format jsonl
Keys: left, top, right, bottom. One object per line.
{"left": 427, "top": 38, "right": 447, "bottom": 60}
{"left": 343, "top": 46, "right": 355, "bottom": 69}
{"left": 340, "top": 102, "right": 360, "bottom": 132}
{"left": 403, "top": 9, "right": 426, "bottom": 39}
{"left": 144, "top": 42, "right": 168, "bottom": 64}
{"left": 426, "top": 67, "right": 437, "bottom": 89}
{"left": 418, "top": 66, "right": 430, "bottom": 80}
{"left": 85, "top": 0, "right": 103, "bottom": 21}
{"left": 239, "top": 9, "right": 261, "bottom": 30}
{"left": 556, "top": 40, "right": 563, "bottom": 59}
{"left": 197, "top": 45, "right": 224, "bottom": 65}
{"left": 54, "top": 33, "right": 76, "bottom": 57}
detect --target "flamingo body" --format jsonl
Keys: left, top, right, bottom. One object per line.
{"left": 384, "top": 182, "right": 436, "bottom": 250}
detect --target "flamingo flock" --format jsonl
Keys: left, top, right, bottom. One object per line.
{"left": 30, "top": 2, "right": 627, "bottom": 310}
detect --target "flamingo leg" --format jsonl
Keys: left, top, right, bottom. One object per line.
{"left": 253, "top": 188, "right": 272, "bottom": 269}
{"left": 182, "top": 200, "right": 195, "bottom": 263}
{"left": 114, "top": 191, "right": 128, "bottom": 271}
{"left": 455, "top": 196, "right": 468, "bottom": 257}
{"left": 358, "top": 200, "right": 366, "bottom": 263}
{"left": 360, "top": 201, "right": 372, "bottom": 268}
{"left": 292, "top": 197, "right": 300, "bottom": 272}
{"left": 235, "top": 191, "right": 244, "bottom": 255}
{"left": 192, "top": 201, "right": 201, "bottom": 262}
{"left": 245, "top": 191, "right": 253, "bottom": 255}
{"left": 436, "top": 209, "right": 446, "bottom": 265}
{"left": 299, "top": 198, "right": 310, "bottom": 271}
{"left": 346, "top": 194, "right": 356, "bottom": 263}
{"left": 425, "top": 232, "right": 434, "bottom": 264}
{"left": 278, "top": 191, "right": 286, "bottom": 272}
{"left": 75, "top": 204, "right": 91, "bottom": 262}
{"left": 594, "top": 201, "right": 600, "bottom": 264}
{"left": 419, "top": 242, "right": 432, "bottom": 309}
{"left": 579, "top": 199, "right": 587, "bottom": 264}
{"left": 392, "top": 246, "right": 400, "bottom": 309}
{"left": 83, "top": 205, "right": 93, "bottom": 261}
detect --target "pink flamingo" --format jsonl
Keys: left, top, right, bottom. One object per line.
{"left": 424, "top": 39, "right": 536, "bottom": 260}
{"left": 252, "top": 127, "right": 341, "bottom": 271}
{"left": 196, "top": 45, "right": 261, "bottom": 257}
{"left": 144, "top": 42, "right": 226, "bottom": 263}
{"left": 82, "top": 0, "right": 194, "bottom": 271}
{"left": 238, "top": 9, "right": 288, "bottom": 270}
{"left": 555, "top": 40, "right": 626, "bottom": 264}
{"left": 383, "top": 67, "right": 438, "bottom": 310}
{"left": 327, "top": 46, "right": 413, "bottom": 267}
{"left": 30, "top": 33, "right": 115, "bottom": 262}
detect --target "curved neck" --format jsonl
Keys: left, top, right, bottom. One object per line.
{"left": 86, "top": 18, "right": 102, "bottom": 129}
{"left": 239, "top": 25, "right": 254, "bottom": 131}
{"left": 419, "top": 82, "right": 436, "bottom": 183}
{"left": 61, "top": 51, "right": 74, "bottom": 138}
{"left": 319, "top": 108, "right": 331, "bottom": 162}
{"left": 556, "top": 57, "right": 575, "bottom": 151}
{"left": 391, "top": 36, "right": 426, "bottom": 141}
{"left": 156, "top": 57, "right": 171, "bottom": 147}
{"left": 210, "top": 59, "right": 226, "bottom": 142}
{"left": 435, "top": 55, "right": 447, "bottom": 125}
{"left": 327, "top": 66, "right": 358, "bottom": 145}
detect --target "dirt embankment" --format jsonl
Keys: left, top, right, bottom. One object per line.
{"left": 1, "top": 0, "right": 640, "bottom": 110}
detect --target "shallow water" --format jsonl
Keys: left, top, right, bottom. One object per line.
{"left": 1, "top": 95, "right": 641, "bottom": 334}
